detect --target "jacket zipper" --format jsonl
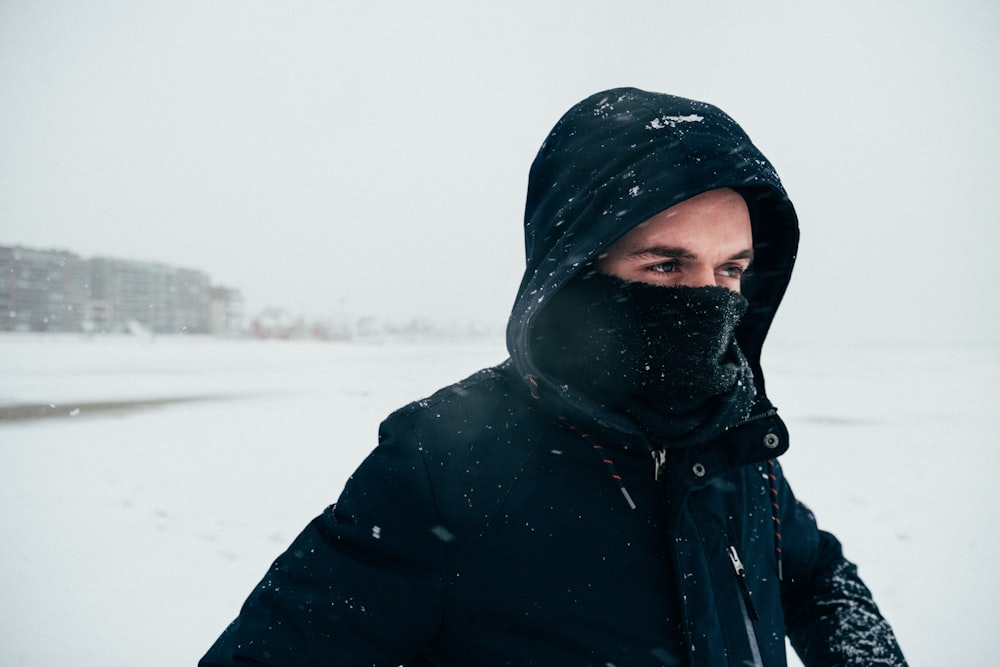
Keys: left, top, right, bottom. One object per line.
{"left": 651, "top": 448, "right": 667, "bottom": 481}
{"left": 733, "top": 406, "right": 777, "bottom": 429}
{"left": 726, "top": 538, "right": 764, "bottom": 667}
{"left": 726, "top": 543, "right": 758, "bottom": 621}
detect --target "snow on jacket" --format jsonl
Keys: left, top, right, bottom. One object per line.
{"left": 200, "top": 88, "right": 907, "bottom": 666}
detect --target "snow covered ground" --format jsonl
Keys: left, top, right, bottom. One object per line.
{"left": 0, "top": 334, "right": 996, "bottom": 665}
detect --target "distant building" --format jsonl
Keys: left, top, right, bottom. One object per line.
{"left": 210, "top": 286, "right": 244, "bottom": 336}
{"left": 0, "top": 245, "right": 243, "bottom": 335}
{"left": 0, "top": 246, "right": 89, "bottom": 332}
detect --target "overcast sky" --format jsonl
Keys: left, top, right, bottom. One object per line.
{"left": 2, "top": 1, "right": 997, "bottom": 344}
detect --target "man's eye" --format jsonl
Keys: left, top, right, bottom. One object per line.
{"left": 720, "top": 265, "right": 747, "bottom": 278}
{"left": 649, "top": 262, "right": 679, "bottom": 274}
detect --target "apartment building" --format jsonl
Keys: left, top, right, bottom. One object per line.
{"left": 0, "top": 245, "right": 243, "bottom": 334}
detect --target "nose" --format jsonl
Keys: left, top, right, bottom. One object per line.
{"left": 679, "top": 265, "right": 717, "bottom": 288}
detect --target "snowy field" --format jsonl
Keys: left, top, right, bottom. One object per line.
{"left": 1, "top": 334, "right": 996, "bottom": 666}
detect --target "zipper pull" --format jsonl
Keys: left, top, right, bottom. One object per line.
{"left": 727, "top": 543, "right": 759, "bottom": 621}
{"left": 651, "top": 448, "right": 667, "bottom": 481}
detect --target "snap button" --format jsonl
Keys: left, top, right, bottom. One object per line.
{"left": 763, "top": 433, "right": 780, "bottom": 449}
{"left": 692, "top": 462, "right": 706, "bottom": 478}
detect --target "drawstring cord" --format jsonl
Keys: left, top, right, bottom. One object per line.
{"left": 560, "top": 415, "right": 637, "bottom": 510}
{"left": 586, "top": 436, "right": 637, "bottom": 510}
{"left": 528, "top": 376, "right": 637, "bottom": 510}
{"left": 766, "top": 458, "right": 783, "bottom": 581}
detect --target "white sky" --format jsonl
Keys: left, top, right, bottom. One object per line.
{"left": 2, "top": 1, "right": 998, "bottom": 344}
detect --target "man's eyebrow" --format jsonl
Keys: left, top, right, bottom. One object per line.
{"left": 728, "top": 248, "right": 755, "bottom": 263}
{"left": 627, "top": 246, "right": 755, "bottom": 262}
{"left": 627, "top": 245, "right": 696, "bottom": 259}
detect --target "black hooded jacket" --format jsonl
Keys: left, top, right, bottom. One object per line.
{"left": 201, "top": 89, "right": 907, "bottom": 666}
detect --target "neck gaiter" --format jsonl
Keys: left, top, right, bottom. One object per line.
{"left": 529, "top": 272, "right": 756, "bottom": 446}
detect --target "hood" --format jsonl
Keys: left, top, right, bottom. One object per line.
{"left": 506, "top": 88, "right": 799, "bottom": 442}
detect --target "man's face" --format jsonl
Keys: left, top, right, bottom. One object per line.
{"left": 595, "top": 188, "right": 753, "bottom": 292}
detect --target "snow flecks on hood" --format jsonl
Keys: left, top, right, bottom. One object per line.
{"left": 592, "top": 92, "right": 631, "bottom": 118}
{"left": 645, "top": 114, "right": 705, "bottom": 130}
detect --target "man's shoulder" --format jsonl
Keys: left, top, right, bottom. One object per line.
{"left": 384, "top": 361, "right": 548, "bottom": 445}
{"left": 392, "top": 362, "right": 516, "bottom": 421}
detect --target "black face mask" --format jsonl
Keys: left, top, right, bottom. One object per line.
{"left": 530, "top": 272, "right": 756, "bottom": 445}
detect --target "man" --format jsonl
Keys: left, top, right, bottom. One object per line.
{"left": 201, "top": 88, "right": 906, "bottom": 666}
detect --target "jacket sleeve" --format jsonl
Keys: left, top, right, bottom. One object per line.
{"left": 199, "top": 412, "right": 446, "bottom": 666}
{"left": 775, "top": 461, "right": 908, "bottom": 667}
